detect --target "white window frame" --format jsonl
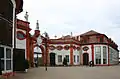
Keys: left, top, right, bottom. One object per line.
{"left": 103, "top": 46, "right": 107, "bottom": 64}
{"left": 95, "top": 46, "right": 101, "bottom": 64}
{"left": 77, "top": 55, "right": 79, "bottom": 63}
{"left": 58, "top": 55, "right": 62, "bottom": 63}
{"left": 65, "top": 55, "right": 69, "bottom": 63}
{"left": 74, "top": 55, "right": 76, "bottom": 63}
{"left": 0, "top": 45, "right": 13, "bottom": 73}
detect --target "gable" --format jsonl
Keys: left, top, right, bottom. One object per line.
{"left": 80, "top": 30, "right": 101, "bottom": 36}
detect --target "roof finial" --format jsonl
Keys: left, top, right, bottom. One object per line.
{"left": 36, "top": 20, "right": 39, "bottom": 30}
{"left": 62, "top": 35, "right": 64, "bottom": 39}
{"left": 54, "top": 35, "right": 57, "bottom": 39}
{"left": 71, "top": 32, "right": 73, "bottom": 38}
{"left": 24, "top": 11, "right": 29, "bottom": 21}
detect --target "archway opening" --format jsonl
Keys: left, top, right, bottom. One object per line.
{"left": 83, "top": 53, "right": 89, "bottom": 65}
{"left": 34, "top": 47, "right": 43, "bottom": 66}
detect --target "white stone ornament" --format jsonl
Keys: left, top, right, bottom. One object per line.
{"left": 37, "top": 36, "right": 42, "bottom": 46}
{"left": 24, "top": 12, "right": 29, "bottom": 21}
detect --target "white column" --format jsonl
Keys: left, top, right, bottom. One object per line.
{"left": 11, "top": 0, "right": 16, "bottom": 49}
{"left": 11, "top": 0, "right": 16, "bottom": 72}
{"left": 94, "top": 46, "right": 96, "bottom": 65}
{"left": 101, "top": 46, "right": 103, "bottom": 64}
{"left": 106, "top": 46, "right": 108, "bottom": 64}
{"left": 4, "top": 47, "right": 6, "bottom": 72}
{"left": 11, "top": 48, "right": 13, "bottom": 72}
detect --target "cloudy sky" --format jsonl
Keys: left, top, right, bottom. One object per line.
{"left": 17, "top": 0, "right": 120, "bottom": 49}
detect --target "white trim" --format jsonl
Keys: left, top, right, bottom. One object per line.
{"left": 10, "top": 0, "right": 16, "bottom": 8}
{"left": 0, "top": 45, "right": 13, "bottom": 73}
{"left": 12, "top": 6, "right": 16, "bottom": 48}
{"left": 101, "top": 46, "right": 103, "bottom": 64}
{"left": 106, "top": 46, "right": 108, "bottom": 64}
{"left": 10, "top": 0, "right": 17, "bottom": 49}
{"left": 2, "top": 70, "right": 13, "bottom": 74}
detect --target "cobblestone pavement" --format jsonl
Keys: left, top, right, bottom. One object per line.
{"left": 10, "top": 66, "right": 120, "bottom": 79}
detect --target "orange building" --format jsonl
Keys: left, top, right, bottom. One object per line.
{"left": 15, "top": 20, "right": 119, "bottom": 67}
{"left": 48, "top": 30, "right": 119, "bottom": 66}
{"left": 15, "top": 20, "right": 47, "bottom": 68}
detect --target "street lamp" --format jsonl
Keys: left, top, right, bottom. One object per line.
{"left": 37, "top": 32, "right": 49, "bottom": 71}
{"left": 44, "top": 32, "right": 49, "bottom": 71}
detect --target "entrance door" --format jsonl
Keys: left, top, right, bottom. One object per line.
{"left": 13, "top": 49, "right": 25, "bottom": 71}
{"left": 50, "top": 53, "right": 56, "bottom": 66}
{"left": 83, "top": 53, "right": 89, "bottom": 65}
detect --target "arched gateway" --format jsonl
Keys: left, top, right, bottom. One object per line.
{"left": 34, "top": 45, "right": 45, "bottom": 66}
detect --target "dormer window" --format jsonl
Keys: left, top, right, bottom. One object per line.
{"left": 97, "top": 35, "right": 104, "bottom": 43}
{"left": 83, "top": 36, "right": 89, "bottom": 43}
{"left": 100, "top": 37, "right": 103, "bottom": 42}
{"left": 84, "top": 39, "right": 87, "bottom": 43}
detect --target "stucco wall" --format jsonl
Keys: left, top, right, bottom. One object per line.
{"left": 16, "top": 28, "right": 26, "bottom": 58}
{"left": 16, "top": 29, "right": 26, "bottom": 49}
{"left": 81, "top": 45, "right": 92, "bottom": 62}
{"left": 49, "top": 44, "right": 70, "bottom": 65}
{"left": 49, "top": 44, "right": 80, "bottom": 65}
{"left": 73, "top": 44, "right": 80, "bottom": 65}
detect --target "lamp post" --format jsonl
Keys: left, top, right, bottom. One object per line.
{"left": 44, "top": 32, "right": 49, "bottom": 71}
{"left": 36, "top": 31, "right": 49, "bottom": 71}
{"left": 37, "top": 32, "right": 49, "bottom": 71}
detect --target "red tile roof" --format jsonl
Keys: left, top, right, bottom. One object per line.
{"left": 80, "top": 30, "right": 101, "bottom": 36}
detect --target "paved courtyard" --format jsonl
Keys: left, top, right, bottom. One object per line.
{"left": 10, "top": 66, "right": 120, "bottom": 79}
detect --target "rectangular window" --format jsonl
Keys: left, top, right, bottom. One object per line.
{"left": 77, "top": 56, "right": 79, "bottom": 62}
{"left": 103, "top": 59, "right": 106, "bottom": 64}
{"left": 66, "top": 55, "right": 69, "bottom": 62}
{"left": 74, "top": 55, "right": 76, "bottom": 62}
{"left": 1, "top": 60, "right": 4, "bottom": 71}
{"left": 84, "top": 40, "right": 87, "bottom": 43}
{"left": 0, "top": 46, "right": 12, "bottom": 71}
{"left": 58, "top": 55, "right": 62, "bottom": 62}
{"left": 0, "top": 47, "right": 4, "bottom": 58}
{"left": 103, "top": 46, "right": 107, "bottom": 64}
{"left": 109, "top": 48, "right": 113, "bottom": 63}
{"left": 95, "top": 46, "right": 101, "bottom": 64}
{"left": 6, "top": 48, "right": 11, "bottom": 58}
{"left": 0, "top": 47, "right": 5, "bottom": 71}
{"left": 6, "top": 48, "right": 12, "bottom": 70}
{"left": 96, "top": 59, "right": 101, "bottom": 64}
{"left": 6, "top": 60, "right": 11, "bottom": 70}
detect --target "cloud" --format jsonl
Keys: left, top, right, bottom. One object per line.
{"left": 17, "top": 0, "right": 120, "bottom": 49}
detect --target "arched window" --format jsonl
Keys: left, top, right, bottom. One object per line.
{"left": 17, "top": 31, "right": 26, "bottom": 40}
{"left": 49, "top": 45, "right": 55, "bottom": 50}
{"left": 64, "top": 45, "right": 69, "bottom": 50}
{"left": 56, "top": 46, "right": 63, "bottom": 50}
